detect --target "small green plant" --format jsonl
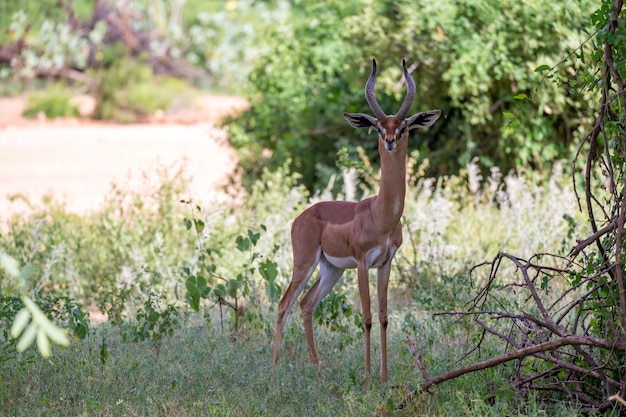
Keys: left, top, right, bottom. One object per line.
{"left": 182, "top": 201, "right": 281, "bottom": 334}
{"left": 22, "top": 83, "right": 79, "bottom": 119}
{"left": 131, "top": 285, "right": 180, "bottom": 358}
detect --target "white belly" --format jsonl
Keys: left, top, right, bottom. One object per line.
{"left": 324, "top": 246, "right": 398, "bottom": 270}
{"left": 324, "top": 254, "right": 358, "bottom": 269}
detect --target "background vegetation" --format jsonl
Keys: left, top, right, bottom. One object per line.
{"left": 230, "top": 0, "right": 597, "bottom": 190}
{"left": 2, "top": 0, "right": 626, "bottom": 415}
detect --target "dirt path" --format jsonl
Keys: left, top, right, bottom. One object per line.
{"left": 0, "top": 95, "right": 248, "bottom": 219}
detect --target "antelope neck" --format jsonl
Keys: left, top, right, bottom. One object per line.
{"left": 372, "top": 139, "right": 407, "bottom": 231}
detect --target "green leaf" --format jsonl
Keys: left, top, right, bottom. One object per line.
{"left": 73, "top": 323, "right": 88, "bottom": 340}
{"left": 11, "top": 308, "right": 30, "bottom": 338}
{"left": 16, "top": 324, "right": 37, "bottom": 352}
{"left": 227, "top": 279, "right": 241, "bottom": 298}
{"left": 513, "top": 93, "right": 528, "bottom": 100}
{"left": 259, "top": 259, "right": 278, "bottom": 282}
{"left": 265, "top": 280, "right": 281, "bottom": 304}
{"left": 185, "top": 292, "right": 200, "bottom": 312}
{"left": 14, "top": 296, "right": 69, "bottom": 357}
{"left": 214, "top": 283, "right": 227, "bottom": 298}
{"left": 0, "top": 252, "right": 20, "bottom": 278}
{"left": 194, "top": 219, "right": 205, "bottom": 234}
{"left": 248, "top": 229, "right": 261, "bottom": 246}
{"left": 236, "top": 235, "right": 250, "bottom": 252}
{"left": 186, "top": 275, "right": 209, "bottom": 297}
{"left": 37, "top": 328, "right": 51, "bottom": 357}
{"left": 185, "top": 275, "right": 209, "bottom": 312}
{"left": 503, "top": 112, "right": 516, "bottom": 119}
{"left": 534, "top": 64, "right": 551, "bottom": 72}
{"left": 100, "top": 340, "right": 109, "bottom": 365}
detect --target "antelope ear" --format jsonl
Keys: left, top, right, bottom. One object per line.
{"left": 407, "top": 109, "right": 442, "bottom": 131}
{"left": 343, "top": 112, "right": 380, "bottom": 132}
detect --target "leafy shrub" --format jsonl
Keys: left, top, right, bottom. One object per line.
{"left": 22, "top": 83, "right": 78, "bottom": 118}
{"left": 0, "top": 162, "right": 195, "bottom": 307}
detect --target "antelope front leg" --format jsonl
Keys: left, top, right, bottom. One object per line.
{"left": 377, "top": 263, "right": 391, "bottom": 384}
{"left": 357, "top": 263, "right": 372, "bottom": 378}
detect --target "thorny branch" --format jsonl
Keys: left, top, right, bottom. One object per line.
{"left": 401, "top": 253, "right": 626, "bottom": 412}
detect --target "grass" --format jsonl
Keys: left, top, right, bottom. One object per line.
{"left": 0, "top": 308, "right": 589, "bottom": 417}
{"left": 2, "top": 318, "right": 386, "bottom": 416}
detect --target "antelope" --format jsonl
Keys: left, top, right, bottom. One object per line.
{"left": 272, "top": 58, "right": 441, "bottom": 383}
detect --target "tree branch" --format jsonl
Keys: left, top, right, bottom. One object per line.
{"left": 419, "top": 335, "right": 626, "bottom": 392}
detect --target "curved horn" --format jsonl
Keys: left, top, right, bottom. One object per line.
{"left": 396, "top": 58, "right": 416, "bottom": 120}
{"left": 365, "top": 59, "right": 386, "bottom": 120}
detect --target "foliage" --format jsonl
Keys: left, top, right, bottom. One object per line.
{"left": 0, "top": 310, "right": 593, "bottom": 416}
{"left": 0, "top": 162, "right": 194, "bottom": 307}
{"left": 1, "top": 0, "right": 291, "bottom": 126}
{"left": 398, "top": 0, "right": 596, "bottom": 170}
{"left": 130, "top": 285, "right": 181, "bottom": 358}
{"left": 230, "top": 0, "right": 596, "bottom": 192}
{"left": 1, "top": 9, "right": 103, "bottom": 80}
{"left": 0, "top": 0, "right": 600, "bottom": 183}
{"left": 228, "top": 1, "right": 365, "bottom": 190}
{"left": 0, "top": 145, "right": 590, "bottom": 415}
{"left": 180, "top": 0, "right": 291, "bottom": 89}
{"left": 1, "top": 0, "right": 289, "bottom": 90}
{"left": 0, "top": 0, "right": 93, "bottom": 44}
{"left": 0, "top": 252, "right": 70, "bottom": 358}
{"left": 182, "top": 203, "right": 282, "bottom": 334}
{"left": 89, "top": 55, "right": 192, "bottom": 122}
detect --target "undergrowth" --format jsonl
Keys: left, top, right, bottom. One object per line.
{"left": 0, "top": 314, "right": 584, "bottom": 417}
{"left": 0, "top": 157, "right": 592, "bottom": 416}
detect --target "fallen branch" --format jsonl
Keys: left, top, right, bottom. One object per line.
{"left": 418, "top": 335, "right": 626, "bottom": 392}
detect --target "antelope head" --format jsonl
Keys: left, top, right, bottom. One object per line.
{"left": 343, "top": 59, "right": 441, "bottom": 153}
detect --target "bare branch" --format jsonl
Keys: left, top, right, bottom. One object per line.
{"left": 419, "top": 335, "right": 626, "bottom": 392}
{"left": 569, "top": 221, "right": 617, "bottom": 257}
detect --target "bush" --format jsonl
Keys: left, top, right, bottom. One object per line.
{"left": 22, "top": 83, "right": 78, "bottom": 119}
{"left": 90, "top": 53, "right": 192, "bottom": 123}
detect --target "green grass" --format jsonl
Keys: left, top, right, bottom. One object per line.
{"left": 0, "top": 311, "right": 589, "bottom": 417}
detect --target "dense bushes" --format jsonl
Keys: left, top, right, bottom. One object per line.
{"left": 230, "top": 0, "right": 596, "bottom": 191}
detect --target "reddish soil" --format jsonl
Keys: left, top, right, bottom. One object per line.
{"left": 0, "top": 95, "right": 248, "bottom": 219}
